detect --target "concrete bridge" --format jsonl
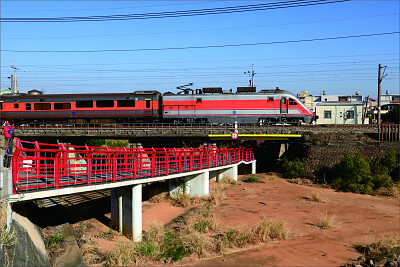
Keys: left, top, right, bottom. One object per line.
{"left": 1, "top": 139, "right": 256, "bottom": 241}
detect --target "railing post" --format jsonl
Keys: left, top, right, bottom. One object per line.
{"left": 87, "top": 150, "right": 93, "bottom": 185}
{"left": 151, "top": 148, "right": 156, "bottom": 177}
{"left": 34, "top": 141, "right": 40, "bottom": 175}
{"left": 11, "top": 145, "right": 21, "bottom": 194}
{"left": 54, "top": 151, "right": 61, "bottom": 189}
{"left": 164, "top": 148, "right": 169, "bottom": 175}
{"left": 112, "top": 152, "right": 118, "bottom": 182}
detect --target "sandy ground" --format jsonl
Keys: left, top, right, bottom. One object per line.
{"left": 74, "top": 174, "right": 399, "bottom": 266}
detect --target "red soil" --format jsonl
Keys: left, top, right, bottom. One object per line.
{"left": 75, "top": 174, "right": 399, "bottom": 266}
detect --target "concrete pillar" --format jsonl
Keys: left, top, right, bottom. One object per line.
{"left": 216, "top": 165, "right": 238, "bottom": 182}
{"left": 169, "top": 171, "right": 210, "bottom": 197}
{"left": 251, "top": 161, "right": 256, "bottom": 174}
{"left": 110, "top": 184, "right": 142, "bottom": 242}
{"left": 278, "top": 142, "right": 286, "bottom": 158}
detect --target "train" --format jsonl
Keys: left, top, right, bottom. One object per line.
{"left": 0, "top": 87, "right": 315, "bottom": 124}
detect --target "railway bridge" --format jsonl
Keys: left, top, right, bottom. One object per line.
{"left": 1, "top": 138, "right": 256, "bottom": 241}
{"left": 12, "top": 122, "right": 379, "bottom": 140}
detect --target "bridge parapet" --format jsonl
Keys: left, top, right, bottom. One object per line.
{"left": 12, "top": 139, "right": 254, "bottom": 195}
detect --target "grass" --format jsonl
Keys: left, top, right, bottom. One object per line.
{"left": 352, "top": 238, "right": 400, "bottom": 266}
{"left": 0, "top": 202, "right": 15, "bottom": 248}
{"left": 106, "top": 212, "right": 291, "bottom": 265}
{"left": 315, "top": 213, "right": 338, "bottom": 229}
{"left": 219, "top": 176, "right": 237, "bottom": 185}
{"left": 244, "top": 175, "right": 259, "bottom": 183}
{"left": 309, "top": 192, "right": 325, "bottom": 203}
{"left": 98, "top": 227, "right": 118, "bottom": 240}
{"left": 45, "top": 231, "right": 65, "bottom": 250}
{"left": 252, "top": 216, "right": 290, "bottom": 242}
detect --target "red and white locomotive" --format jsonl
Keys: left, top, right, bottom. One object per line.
{"left": 0, "top": 87, "right": 315, "bottom": 124}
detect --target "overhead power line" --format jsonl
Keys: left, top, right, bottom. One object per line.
{"left": 2, "top": 32, "right": 398, "bottom": 53}
{"left": 3, "top": 12, "right": 398, "bottom": 40}
{"left": 1, "top": 0, "right": 349, "bottom": 22}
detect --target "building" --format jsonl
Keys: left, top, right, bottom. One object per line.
{"left": 296, "top": 91, "right": 318, "bottom": 111}
{"left": 315, "top": 102, "right": 366, "bottom": 124}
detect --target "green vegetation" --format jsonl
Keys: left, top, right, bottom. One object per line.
{"left": 331, "top": 152, "right": 398, "bottom": 195}
{"left": 45, "top": 231, "right": 65, "bottom": 249}
{"left": 244, "top": 175, "right": 259, "bottom": 183}
{"left": 281, "top": 158, "right": 304, "bottom": 179}
{"left": 0, "top": 203, "right": 15, "bottom": 247}
{"left": 382, "top": 105, "right": 400, "bottom": 123}
{"left": 98, "top": 228, "right": 117, "bottom": 239}
{"left": 106, "top": 211, "right": 290, "bottom": 265}
{"left": 86, "top": 138, "right": 129, "bottom": 148}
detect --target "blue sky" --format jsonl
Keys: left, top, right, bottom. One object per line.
{"left": 1, "top": 1, "right": 399, "bottom": 98}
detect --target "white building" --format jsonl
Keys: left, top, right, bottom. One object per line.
{"left": 315, "top": 102, "right": 366, "bottom": 125}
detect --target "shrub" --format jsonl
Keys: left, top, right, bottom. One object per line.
{"left": 225, "top": 228, "right": 252, "bottom": 248}
{"left": 353, "top": 239, "right": 400, "bottom": 266}
{"left": 244, "top": 176, "right": 259, "bottom": 183}
{"left": 282, "top": 158, "right": 304, "bottom": 179}
{"left": 332, "top": 153, "right": 394, "bottom": 195}
{"left": 86, "top": 138, "right": 105, "bottom": 147}
{"left": 106, "top": 242, "right": 137, "bottom": 266}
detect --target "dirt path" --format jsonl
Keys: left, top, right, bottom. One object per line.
{"left": 187, "top": 177, "right": 399, "bottom": 266}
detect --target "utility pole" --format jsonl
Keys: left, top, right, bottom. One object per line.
{"left": 11, "top": 61, "right": 18, "bottom": 94}
{"left": 10, "top": 74, "right": 14, "bottom": 93}
{"left": 377, "top": 64, "right": 387, "bottom": 124}
{"left": 244, "top": 64, "right": 255, "bottom": 87}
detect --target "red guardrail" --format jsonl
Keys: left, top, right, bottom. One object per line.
{"left": 12, "top": 139, "right": 254, "bottom": 194}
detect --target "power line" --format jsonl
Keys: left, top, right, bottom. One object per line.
{"left": 3, "top": 31, "right": 398, "bottom": 53}
{"left": 4, "top": 12, "right": 397, "bottom": 40}
{"left": 3, "top": 53, "right": 397, "bottom": 67}
{"left": 1, "top": 0, "right": 350, "bottom": 22}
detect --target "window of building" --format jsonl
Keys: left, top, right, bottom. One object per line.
{"left": 117, "top": 100, "right": 135, "bottom": 107}
{"left": 393, "top": 96, "right": 400, "bottom": 102}
{"left": 324, "top": 110, "right": 332, "bottom": 119}
{"left": 96, "top": 100, "right": 114, "bottom": 108}
{"left": 146, "top": 100, "right": 151, "bottom": 108}
{"left": 26, "top": 103, "right": 31, "bottom": 110}
{"left": 338, "top": 97, "right": 348, "bottom": 101}
{"left": 76, "top": 101, "right": 93, "bottom": 108}
{"left": 14, "top": 103, "right": 19, "bottom": 109}
{"left": 346, "top": 110, "right": 354, "bottom": 119}
{"left": 288, "top": 98, "right": 298, "bottom": 105}
{"left": 54, "top": 103, "right": 71, "bottom": 110}
{"left": 34, "top": 103, "right": 51, "bottom": 110}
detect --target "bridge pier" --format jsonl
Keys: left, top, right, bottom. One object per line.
{"left": 110, "top": 184, "right": 142, "bottom": 242}
{"left": 216, "top": 165, "right": 238, "bottom": 182}
{"left": 169, "top": 170, "right": 210, "bottom": 197}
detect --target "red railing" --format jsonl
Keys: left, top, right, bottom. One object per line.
{"left": 12, "top": 139, "right": 254, "bottom": 194}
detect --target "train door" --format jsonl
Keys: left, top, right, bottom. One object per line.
{"left": 280, "top": 97, "right": 288, "bottom": 114}
{"left": 145, "top": 98, "right": 153, "bottom": 119}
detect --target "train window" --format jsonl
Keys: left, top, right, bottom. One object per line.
{"left": 281, "top": 97, "right": 287, "bottom": 104}
{"left": 288, "top": 98, "right": 298, "bottom": 105}
{"left": 96, "top": 100, "right": 114, "bottom": 108}
{"left": 117, "top": 100, "right": 135, "bottom": 107}
{"left": 26, "top": 103, "right": 31, "bottom": 110}
{"left": 14, "top": 103, "right": 19, "bottom": 109}
{"left": 34, "top": 103, "right": 51, "bottom": 110}
{"left": 76, "top": 101, "right": 93, "bottom": 108}
{"left": 146, "top": 100, "right": 151, "bottom": 108}
{"left": 54, "top": 103, "right": 71, "bottom": 110}
{"left": 0, "top": 102, "right": 2, "bottom": 110}
{"left": 268, "top": 97, "right": 274, "bottom": 102}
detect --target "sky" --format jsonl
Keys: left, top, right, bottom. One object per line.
{"left": 0, "top": 0, "right": 399, "bottom": 98}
